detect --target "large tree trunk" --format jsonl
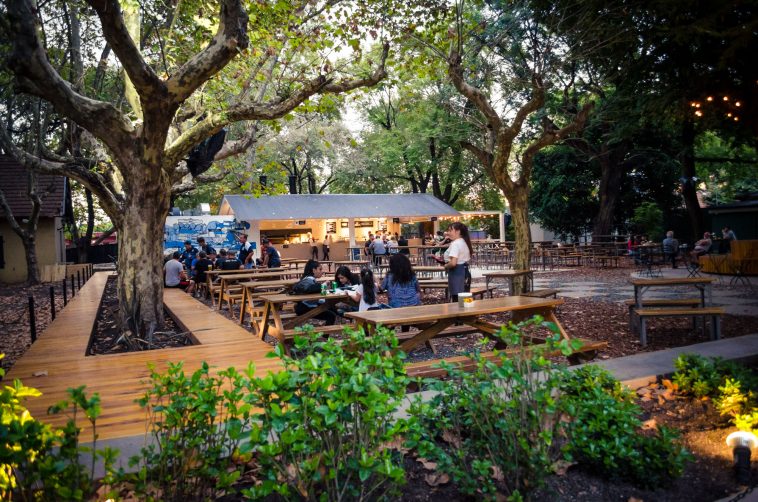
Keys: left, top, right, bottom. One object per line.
{"left": 22, "top": 233, "right": 40, "bottom": 284}
{"left": 592, "top": 149, "right": 626, "bottom": 239}
{"left": 680, "top": 118, "right": 704, "bottom": 239}
{"left": 507, "top": 187, "right": 531, "bottom": 293}
{"left": 77, "top": 188, "right": 95, "bottom": 263}
{"left": 117, "top": 174, "right": 171, "bottom": 338}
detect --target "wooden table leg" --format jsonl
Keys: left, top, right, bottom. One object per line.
{"left": 238, "top": 287, "right": 248, "bottom": 324}
{"left": 398, "top": 318, "right": 456, "bottom": 354}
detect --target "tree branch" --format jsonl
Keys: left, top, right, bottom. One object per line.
{"left": 447, "top": 49, "right": 503, "bottom": 130}
{"left": 7, "top": 0, "right": 135, "bottom": 157}
{"left": 163, "top": 43, "right": 390, "bottom": 170}
{"left": 87, "top": 0, "right": 164, "bottom": 100}
{"left": 165, "top": 0, "right": 249, "bottom": 104}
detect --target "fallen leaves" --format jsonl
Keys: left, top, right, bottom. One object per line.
{"left": 424, "top": 471, "right": 450, "bottom": 487}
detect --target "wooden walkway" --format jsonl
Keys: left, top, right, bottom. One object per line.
{"left": 4, "top": 272, "right": 281, "bottom": 441}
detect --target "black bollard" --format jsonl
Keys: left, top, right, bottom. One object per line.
{"left": 63, "top": 278, "right": 67, "bottom": 305}
{"left": 71, "top": 274, "right": 75, "bottom": 297}
{"left": 49, "top": 286, "right": 56, "bottom": 320}
{"left": 77, "top": 270, "right": 81, "bottom": 290}
{"left": 29, "top": 295, "right": 37, "bottom": 343}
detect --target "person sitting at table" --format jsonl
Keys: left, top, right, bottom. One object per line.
{"left": 381, "top": 254, "right": 421, "bottom": 308}
{"left": 443, "top": 222, "right": 473, "bottom": 303}
{"left": 347, "top": 268, "right": 382, "bottom": 312}
{"left": 293, "top": 260, "right": 337, "bottom": 326}
{"left": 165, "top": 252, "right": 191, "bottom": 291}
{"left": 690, "top": 232, "right": 713, "bottom": 264}
{"left": 369, "top": 234, "right": 386, "bottom": 266}
{"left": 397, "top": 235, "right": 410, "bottom": 255}
{"left": 257, "top": 238, "right": 281, "bottom": 268}
{"left": 662, "top": 231, "right": 680, "bottom": 269}
{"left": 220, "top": 249, "right": 243, "bottom": 270}
{"left": 721, "top": 226, "right": 737, "bottom": 253}
{"left": 214, "top": 248, "right": 227, "bottom": 269}
{"left": 188, "top": 251, "right": 213, "bottom": 295}
{"left": 334, "top": 266, "right": 360, "bottom": 289}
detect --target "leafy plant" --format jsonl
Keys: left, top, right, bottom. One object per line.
{"left": 243, "top": 325, "right": 410, "bottom": 501}
{"left": 674, "top": 354, "right": 758, "bottom": 432}
{"left": 406, "top": 317, "right": 580, "bottom": 500}
{"left": 559, "top": 365, "right": 690, "bottom": 488}
{"left": 0, "top": 355, "right": 116, "bottom": 500}
{"left": 631, "top": 201, "right": 663, "bottom": 240}
{"left": 124, "top": 361, "right": 257, "bottom": 501}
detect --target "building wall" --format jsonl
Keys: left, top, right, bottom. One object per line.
{"left": 0, "top": 218, "right": 64, "bottom": 283}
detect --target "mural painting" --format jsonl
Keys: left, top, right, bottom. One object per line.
{"left": 164, "top": 216, "right": 250, "bottom": 254}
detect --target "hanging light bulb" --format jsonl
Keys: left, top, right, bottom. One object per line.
{"left": 735, "top": 102, "right": 741, "bottom": 107}
{"left": 707, "top": 96, "right": 714, "bottom": 101}
{"left": 723, "top": 96, "right": 729, "bottom": 101}
{"left": 734, "top": 117, "right": 739, "bottom": 122}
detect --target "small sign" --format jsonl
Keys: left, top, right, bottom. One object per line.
{"left": 326, "top": 221, "right": 336, "bottom": 234}
{"left": 392, "top": 217, "right": 400, "bottom": 223}
{"left": 430, "top": 216, "right": 438, "bottom": 222}
{"left": 297, "top": 220, "right": 306, "bottom": 225}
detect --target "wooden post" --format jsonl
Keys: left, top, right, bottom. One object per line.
{"left": 49, "top": 286, "right": 55, "bottom": 320}
{"left": 29, "top": 295, "right": 37, "bottom": 343}
{"left": 62, "top": 278, "right": 67, "bottom": 306}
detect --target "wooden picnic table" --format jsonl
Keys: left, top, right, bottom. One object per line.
{"left": 484, "top": 269, "right": 534, "bottom": 297}
{"left": 237, "top": 277, "right": 331, "bottom": 324}
{"left": 345, "top": 296, "right": 571, "bottom": 354}
{"left": 630, "top": 276, "right": 714, "bottom": 309}
{"left": 332, "top": 260, "right": 369, "bottom": 271}
{"left": 280, "top": 258, "right": 310, "bottom": 269}
{"left": 255, "top": 291, "right": 355, "bottom": 348}
{"left": 216, "top": 270, "right": 300, "bottom": 309}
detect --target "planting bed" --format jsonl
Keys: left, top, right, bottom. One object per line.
{"left": 88, "top": 275, "right": 192, "bottom": 355}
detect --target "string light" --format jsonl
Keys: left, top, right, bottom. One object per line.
{"left": 735, "top": 101, "right": 741, "bottom": 107}
{"left": 695, "top": 110, "right": 703, "bottom": 117}
{"left": 723, "top": 96, "right": 729, "bottom": 101}
{"left": 706, "top": 96, "right": 714, "bottom": 101}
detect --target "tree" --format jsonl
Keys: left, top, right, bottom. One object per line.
{"left": 3, "top": 0, "right": 408, "bottom": 337}
{"left": 412, "top": 0, "right": 594, "bottom": 286}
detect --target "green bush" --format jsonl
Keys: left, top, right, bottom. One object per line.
{"left": 406, "top": 317, "right": 580, "bottom": 500}
{"left": 0, "top": 355, "right": 116, "bottom": 500}
{"left": 559, "top": 365, "right": 690, "bottom": 488}
{"left": 243, "top": 325, "right": 410, "bottom": 501}
{"left": 124, "top": 361, "right": 257, "bottom": 501}
{"left": 674, "top": 353, "right": 758, "bottom": 432}
{"left": 631, "top": 202, "right": 663, "bottom": 240}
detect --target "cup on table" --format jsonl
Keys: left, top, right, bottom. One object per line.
{"left": 458, "top": 292, "right": 473, "bottom": 307}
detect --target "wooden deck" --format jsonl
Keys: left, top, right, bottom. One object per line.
{"left": 4, "top": 272, "right": 282, "bottom": 441}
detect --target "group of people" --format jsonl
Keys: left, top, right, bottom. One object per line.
{"left": 309, "top": 234, "right": 332, "bottom": 261}
{"left": 164, "top": 233, "right": 282, "bottom": 293}
{"left": 641, "top": 226, "right": 738, "bottom": 269}
{"left": 293, "top": 222, "right": 474, "bottom": 325}
{"left": 363, "top": 232, "right": 411, "bottom": 265}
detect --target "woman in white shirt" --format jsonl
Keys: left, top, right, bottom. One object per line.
{"left": 348, "top": 268, "right": 381, "bottom": 311}
{"left": 443, "top": 222, "right": 474, "bottom": 302}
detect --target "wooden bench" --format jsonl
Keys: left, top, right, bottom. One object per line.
{"left": 523, "top": 288, "right": 559, "bottom": 299}
{"left": 623, "top": 298, "right": 703, "bottom": 325}
{"left": 406, "top": 338, "right": 608, "bottom": 379}
{"left": 470, "top": 286, "right": 497, "bottom": 299}
{"left": 631, "top": 307, "right": 724, "bottom": 347}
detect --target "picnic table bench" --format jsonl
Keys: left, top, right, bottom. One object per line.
{"left": 484, "top": 269, "right": 534, "bottom": 297}
{"left": 628, "top": 277, "right": 721, "bottom": 346}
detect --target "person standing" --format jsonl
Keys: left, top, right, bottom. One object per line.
{"left": 309, "top": 234, "right": 319, "bottom": 260}
{"left": 197, "top": 237, "right": 216, "bottom": 260}
{"left": 322, "top": 235, "right": 331, "bottom": 261}
{"left": 443, "top": 222, "right": 473, "bottom": 303}
{"left": 238, "top": 233, "right": 255, "bottom": 269}
{"left": 662, "top": 231, "right": 680, "bottom": 268}
{"left": 179, "top": 240, "right": 198, "bottom": 270}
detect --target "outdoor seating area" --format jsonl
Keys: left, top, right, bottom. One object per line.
{"left": 3, "top": 0, "right": 757, "bottom": 498}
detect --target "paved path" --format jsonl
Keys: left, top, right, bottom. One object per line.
{"left": 469, "top": 266, "right": 758, "bottom": 317}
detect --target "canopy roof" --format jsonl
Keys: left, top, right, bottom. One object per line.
{"left": 219, "top": 194, "right": 460, "bottom": 221}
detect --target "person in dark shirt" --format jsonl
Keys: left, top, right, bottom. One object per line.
{"left": 397, "top": 235, "right": 410, "bottom": 255}
{"left": 215, "top": 248, "right": 227, "bottom": 269}
{"left": 179, "top": 240, "right": 198, "bottom": 269}
{"left": 259, "top": 238, "right": 281, "bottom": 268}
{"left": 197, "top": 237, "right": 216, "bottom": 259}
{"left": 193, "top": 251, "right": 213, "bottom": 284}
{"left": 220, "top": 250, "right": 242, "bottom": 270}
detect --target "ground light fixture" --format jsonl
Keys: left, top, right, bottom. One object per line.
{"left": 726, "top": 430, "right": 758, "bottom": 485}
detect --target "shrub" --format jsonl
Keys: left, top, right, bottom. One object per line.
{"left": 0, "top": 355, "right": 116, "bottom": 500}
{"left": 559, "top": 365, "right": 690, "bottom": 488}
{"left": 124, "top": 361, "right": 257, "bottom": 501}
{"left": 673, "top": 353, "right": 758, "bottom": 432}
{"left": 406, "top": 317, "right": 580, "bottom": 500}
{"left": 243, "top": 325, "right": 410, "bottom": 501}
